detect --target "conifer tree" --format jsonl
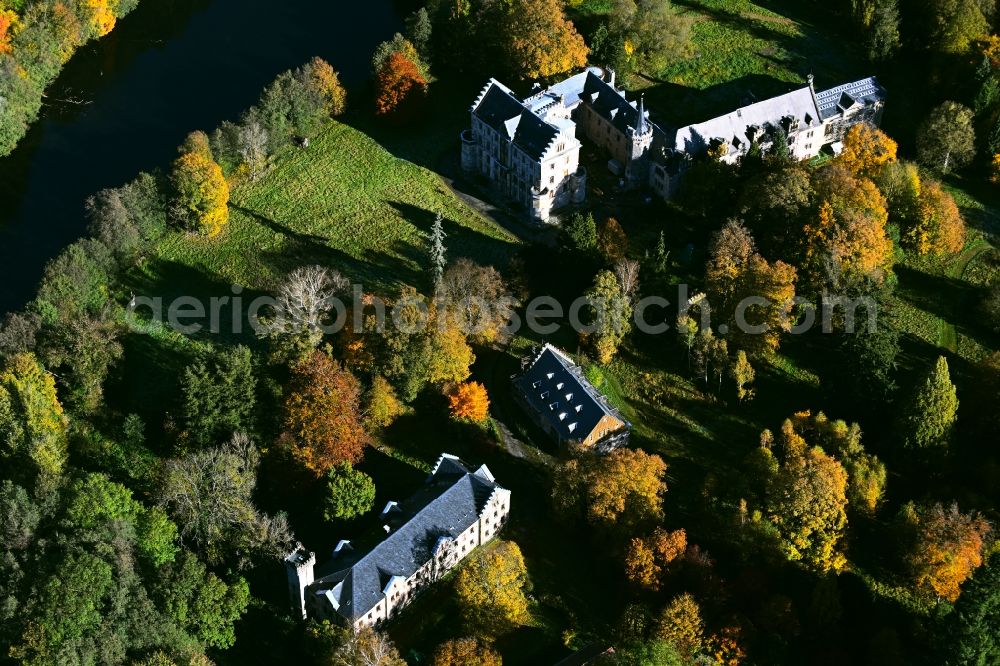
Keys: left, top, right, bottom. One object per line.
{"left": 901, "top": 356, "right": 959, "bottom": 450}
{"left": 429, "top": 213, "right": 447, "bottom": 291}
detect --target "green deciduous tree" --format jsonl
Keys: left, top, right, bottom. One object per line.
{"left": 323, "top": 462, "right": 376, "bottom": 521}
{"left": 918, "top": 102, "right": 977, "bottom": 174}
{"left": 586, "top": 269, "right": 633, "bottom": 364}
{"left": 155, "top": 550, "right": 250, "bottom": 649}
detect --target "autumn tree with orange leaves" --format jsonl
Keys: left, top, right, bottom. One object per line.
{"left": 448, "top": 381, "right": 490, "bottom": 423}
{"left": 375, "top": 52, "right": 427, "bottom": 120}
{"left": 624, "top": 527, "right": 688, "bottom": 590}
{"left": 282, "top": 350, "right": 368, "bottom": 476}
{"left": 0, "top": 7, "right": 18, "bottom": 55}
{"left": 900, "top": 501, "right": 991, "bottom": 602}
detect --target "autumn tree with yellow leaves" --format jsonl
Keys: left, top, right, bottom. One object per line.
{"left": 553, "top": 448, "right": 668, "bottom": 536}
{"left": 455, "top": 541, "right": 531, "bottom": 635}
{"left": 654, "top": 593, "right": 704, "bottom": 656}
{"left": 502, "top": 0, "right": 588, "bottom": 79}
{"left": 705, "top": 220, "right": 797, "bottom": 358}
{"left": 803, "top": 166, "right": 894, "bottom": 291}
{"left": 0, "top": 352, "right": 69, "bottom": 482}
{"left": 432, "top": 637, "right": 502, "bottom": 666}
{"left": 766, "top": 445, "right": 849, "bottom": 572}
{"left": 170, "top": 131, "right": 229, "bottom": 236}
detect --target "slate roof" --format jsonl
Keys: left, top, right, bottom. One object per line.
{"left": 673, "top": 85, "right": 820, "bottom": 155}
{"left": 581, "top": 70, "right": 646, "bottom": 135}
{"left": 815, "top": 76, "right": 885, "bottom": 120}
{"left": 471, "top": 79, "right": 559, "bottom": 161}
{"left": 513, "top": 344, "right": 629, "bottom": 442}
{"left": 312, "top": 455, "right": 501, "bottom": 622}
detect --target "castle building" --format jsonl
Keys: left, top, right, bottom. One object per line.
{"left": 462, "top": 78, "right": 587, "bottom": 223}
{"left": 461, "top": 69, "right": 885, "bottom": 215}
{"left": 284, "top": 454, "right": 510, "bottom": 630}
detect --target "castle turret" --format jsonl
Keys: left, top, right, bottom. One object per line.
{"left": 460, "top": 128, "right": 478, "bottom": 173}
{"left": 285, "top": 545, "right": 315, "bottom": 620}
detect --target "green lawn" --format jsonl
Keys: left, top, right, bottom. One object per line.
{"left": 133, "top": 119, "right": 519, "bottom": 301}
{"left": 609, "top": 0, "right": 866, "bottom": 125}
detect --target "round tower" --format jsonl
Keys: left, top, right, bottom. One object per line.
{"left": 460, "top": 129, "right": 478, "bottom": 174}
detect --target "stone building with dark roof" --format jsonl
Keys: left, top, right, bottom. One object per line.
{"left": 672, "top": 75, "right": 886, "bottom": 164}
{"left": 461, "top": 68, "right": 885, "bottom": 213}
{"left": 284, "top": 454, "right": 511, "bottom": 629}
{"left": 462, "top": 77, "right": 586, "bottom": 223}
{"left": 513, "top": 344, "right": 630, "bottom": 453}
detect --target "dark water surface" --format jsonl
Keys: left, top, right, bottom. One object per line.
{"left": 0, "top": 0, "right": 403, "bottom": 315}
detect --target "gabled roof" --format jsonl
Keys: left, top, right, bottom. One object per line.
{"left": 513, "top": 344, "right": 629, "bottom": 442}
{"left": 581, "top": 70, "right": 647, "bottom": 136}
{"left": 815, "top": 76, "right": 885, "bottom": 120}
{"left": 312, "top": 454, "right": 502, "bottom": 621}
{"left": 471, "top": 79, "right": 559, "bottom": 161}
{"left": 673, "top": 85, "right": 820, "bottom": 155}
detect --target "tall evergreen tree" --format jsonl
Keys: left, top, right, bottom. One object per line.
{"left": 429, "top": 213, "right": 447, "bottom": 291}
{"left": 900, "top": 356, "right": 959, "bottom": 450}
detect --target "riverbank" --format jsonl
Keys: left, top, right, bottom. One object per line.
{"left": 0, "top": 0, "right": 403, "bottom": 316}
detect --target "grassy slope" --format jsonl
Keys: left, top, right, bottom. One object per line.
{"left": 628, "top": 0, "right": 866, "bottom": 125}
{"left": 143, "top": 120, "right": 518, "bottom": 297}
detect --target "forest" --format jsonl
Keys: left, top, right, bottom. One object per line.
{"left": 0, "top": 0, "right": 999, "bottom": 664}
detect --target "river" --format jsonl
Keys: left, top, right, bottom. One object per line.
{"left": 0, "top": 0, "right": 404, "bottom": 316}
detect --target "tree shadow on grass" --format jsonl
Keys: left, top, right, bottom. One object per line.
{"left": 234, "top": 203, "right": 425, "bottom": 293}
{"left": 896, "top": 265, "right": 998, "bottom": 353}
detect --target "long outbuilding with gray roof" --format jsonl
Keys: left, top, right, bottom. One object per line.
{"left": 284, "top": 454, "right": 511, "bottom": 629}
